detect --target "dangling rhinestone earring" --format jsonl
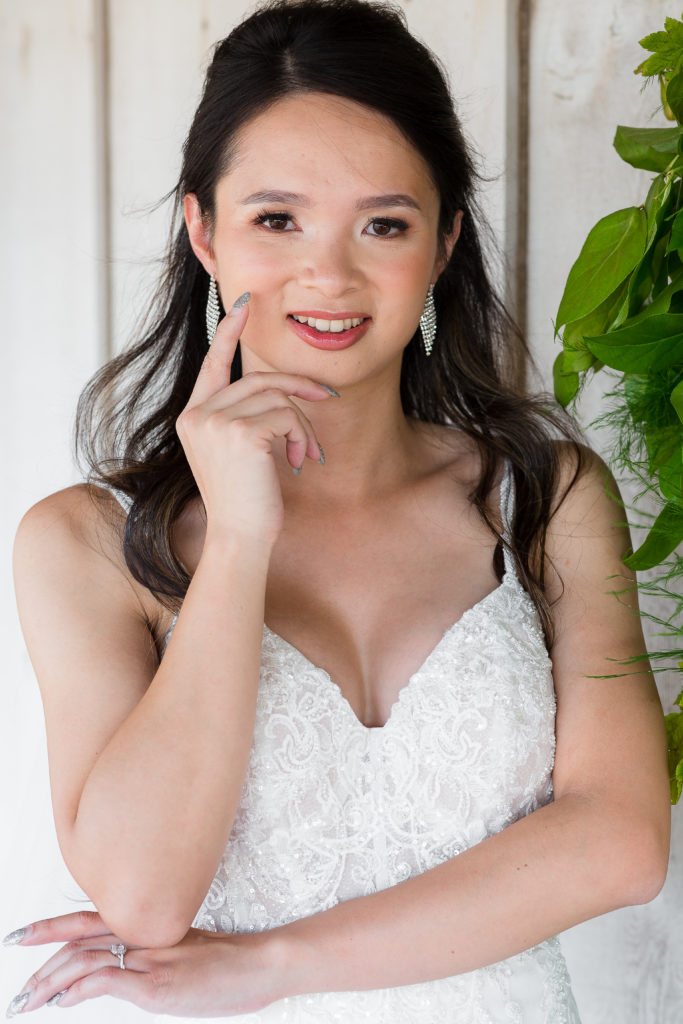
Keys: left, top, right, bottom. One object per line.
{"left": 419, "top": 284, "right": 437, "bottom": 356}
{"left": 206, "top": 274, "right": 221, "bottom": 345}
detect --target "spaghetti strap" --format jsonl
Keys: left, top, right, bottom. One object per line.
{"left": 498, "top": 460, "right": 516, "bottom": 578}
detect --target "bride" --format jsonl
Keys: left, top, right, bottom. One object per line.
{"left": 7, "top": 0, "right": 669, "bottom": 1020}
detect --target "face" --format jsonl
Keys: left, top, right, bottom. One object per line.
{"left": 185, "top": 92, "right": 460, "bottom": 384}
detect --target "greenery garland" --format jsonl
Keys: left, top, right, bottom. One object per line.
{"left": 553, "top": 15, "right": 683, "bottom": 803}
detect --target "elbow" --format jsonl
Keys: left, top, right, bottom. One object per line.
{"left": 605, "top": 816, "right": 670, "bottom": 908}
{"left": 96, "top": 898, "right": 196, "bottom": 949}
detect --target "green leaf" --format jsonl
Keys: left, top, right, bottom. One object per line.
{"left": 623, "top": 273, "right": 683, "bottom": 327}
{"left": 666, "top": 71, "right": 683, "bottom": 123}
{"left": 639, "top": 31, "right": 670, "bottom": 54}
{"left": 624, "top": 500, "right": 683, "bottom": 570}
{"left": 645, "top": 173, "right": 674, "bottom": 250}
{"left": 552, "top": 352, "right": 580, "bottom": 407}
{"left": 659, "top": 445, "right": 683, "bottom": 501}
{"left": 637, "top": 54, "right": 674, "bottom": 76}
{"left": 585, "top": 314, "right": 683, "bottom": 372}
{"left": 665, "top": 708, "right": 683, "bottom": 803}
{"left": 562, "top": 280, "right": 629, "bottom": 350}
{"left": 556, "top": 208, "right": 647, "bottom": 328}
{"left": 626, "top": 177, "right": 673, "bottom": 316}
{"left": 665, "top": 16, "right": 683, "bottom": 49}
{"left": 671, "top": 379, "right": 683, "bottom": 424}
{"left": 614, "top": 125, "right": 682, "bottom": 171}
{"left": 666, "top": 207, "right": 683, "bottom": 253}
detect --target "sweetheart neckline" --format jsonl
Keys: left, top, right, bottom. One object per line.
{"left": 262, "top": 573, "right": 523, "bottom": 733}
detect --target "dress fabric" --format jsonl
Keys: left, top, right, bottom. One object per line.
{"left": 101, "top": 469, "right": 581, "bottom": 1022}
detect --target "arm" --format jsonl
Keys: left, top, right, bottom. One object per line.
{"left": 13, "top": 306, "right": 333, "bottom": 949}
{"left": 265, "top": 447, "right": 670, "bottom": 994}
{"left": 14, "top": 486, "right": 269, "bottom": 949}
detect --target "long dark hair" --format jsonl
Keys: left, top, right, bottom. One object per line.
{"left": 76, "top": 0, "right": 581, "bottom": 644}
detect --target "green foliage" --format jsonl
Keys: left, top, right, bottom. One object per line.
{"left": 613, "top": 126, "right": 682, "bottom": 172}
{"left": 556, "top": 208, "right": 647, "bottom": 327}
{"left": 554, "top": 12, "right": 683, "bottom": 802}
{"left": 666, "top": 687, "right": 683, "bottom": 803}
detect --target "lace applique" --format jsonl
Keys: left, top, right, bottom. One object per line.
{"left": 166, "top": 577, "right": 579, "bottom": 1021}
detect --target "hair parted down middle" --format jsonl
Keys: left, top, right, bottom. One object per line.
{"left": 75, "top": 0, "right": 582, "bottom": 646}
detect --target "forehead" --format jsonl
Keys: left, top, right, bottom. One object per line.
{"left": 218, "top": 92, "right": 438, "bottom": 208}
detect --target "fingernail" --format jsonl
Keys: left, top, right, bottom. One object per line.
{"left": 2, "top": 927, "right": 29, "bottom": 947}
{"left": 47, "top": 991, "right": 67, "bottom": 1007}
{"left": 292, "top": 466, "right": 303, "bottom": 476}
{"left": 6, "top": 992, "right": 29, "bottom": 1017}
{"left": 318, "top": 445, "right": 325, "bottom": 466}
{"left": 228, "top": 291, "right": 251, "bottom": 315}
{"left": 316, "top": 383, "right": 340, "bottom": 398}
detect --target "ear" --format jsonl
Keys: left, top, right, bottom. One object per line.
{"left": 431, "top": 209, "right": 463, "bottom": 283}
{"left": 184, "top": 193, "right": 216, "bottom": 276}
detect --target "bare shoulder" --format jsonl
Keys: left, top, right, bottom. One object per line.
{"left": 15, "top": 483, "right": 142, "bottom": 616}
{"left": 14, "top": 483, "right": 165, "bottom": 685}
{"left": 545, "top": 442, "right": 630, "bottom": 597}
{"left": 16, "top": 483, "right": 122, "bottom": 566}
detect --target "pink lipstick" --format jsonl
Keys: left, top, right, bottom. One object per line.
{"left": 287, "top": 310, "right": 371, "bottom": 351}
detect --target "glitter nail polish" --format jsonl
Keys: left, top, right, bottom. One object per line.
{"left": 6, "top": 992, "right": 30, "bottom": 1018}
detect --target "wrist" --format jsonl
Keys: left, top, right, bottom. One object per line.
{"left": 201, "top": 527, "right": 275, "bottom": 568}
{"left": 260, "top": 919, "right": 332, "bottom": 1002}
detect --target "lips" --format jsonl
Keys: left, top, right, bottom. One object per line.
{"left": 286, "top": 311, "right": 371, "bottom": 351}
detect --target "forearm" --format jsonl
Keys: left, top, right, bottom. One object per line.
{"left": 274, "top": 793, "right": 665, "bottom": 995}
{"left": 68, "top": 535, "right": 271, "bottom": 944}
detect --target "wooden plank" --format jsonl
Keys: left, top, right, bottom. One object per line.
{"left": 0, "top": 0, "right": 122, "bottom": 1014}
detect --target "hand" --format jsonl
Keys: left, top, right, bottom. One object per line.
{"left": 5, "top": 911, "right": 286, "bottom": 1018}
{"left": 176, "top": 296, "right": 337, "bottom": 545}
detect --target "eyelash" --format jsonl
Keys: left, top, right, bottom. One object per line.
{"left": 252, "top": 209, "right": 410, "bottom": 237}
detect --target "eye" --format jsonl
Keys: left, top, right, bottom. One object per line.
{"left": 253, "top": 210, "right": 296, "bottom": 231}
{"left": 365, "top": 217, "right": 409, "bottom": 238}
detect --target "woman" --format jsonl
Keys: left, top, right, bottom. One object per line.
{"left": 5, "top": 0, "right": 669, "bottom": 1020}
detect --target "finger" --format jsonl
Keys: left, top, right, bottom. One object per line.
{"left": 235, "top": 406, "right": 319, "bottom": 470}
{"left": 19, "top": 948, "right": 135, "bottom": 1012}
{"left": 186, "top": 293, "right": 250, "bottom": 409}
{"left": 56, "top": 965, "right": 156, "bottom": 1013}
{"left": 28, "top": 955, "right": 150, "bottom": 1014}
{"left": 23, "top": 933, "right": 138, "bottom": 988}
{"left": 224, "top": 371, "right": 340, "bottom": 406}
{"left": 205, "top": 389, "right": 323, "bottom": 464}
{"left": 5, "top": 911, "right": 112, "bottom": 948}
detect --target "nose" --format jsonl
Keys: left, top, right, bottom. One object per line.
{"left": 296, "top": 233, "right": 365, "bottom": 297}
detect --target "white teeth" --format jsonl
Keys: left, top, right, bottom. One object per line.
{"left": 292, "top": 314, "right": 363, "bottom": 332}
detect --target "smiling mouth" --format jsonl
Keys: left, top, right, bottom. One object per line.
{"left": 289, "top": 314, "right": 369, "bottom": 334}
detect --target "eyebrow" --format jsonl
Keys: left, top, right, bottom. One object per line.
{"left": 240, "top": 189, "right": 423, "bottom": 212}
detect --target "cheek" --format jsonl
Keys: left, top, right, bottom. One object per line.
{"left": 215, "top": 232, "right": 290, "bottom": 286}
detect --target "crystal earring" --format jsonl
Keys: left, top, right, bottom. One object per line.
{"left": 419, "top": 285, "right": 437, "bottom": 356}
{"left": 206, "top": 274, "right": 221, "bottom": 345}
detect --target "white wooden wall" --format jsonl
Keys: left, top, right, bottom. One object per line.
{"left": 1, "top": 2, "right": 679, "bottom": 1020}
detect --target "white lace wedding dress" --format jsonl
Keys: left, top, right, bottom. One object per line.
{"left": 107, "top": 466, "right": 581, "bottom": 1022}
